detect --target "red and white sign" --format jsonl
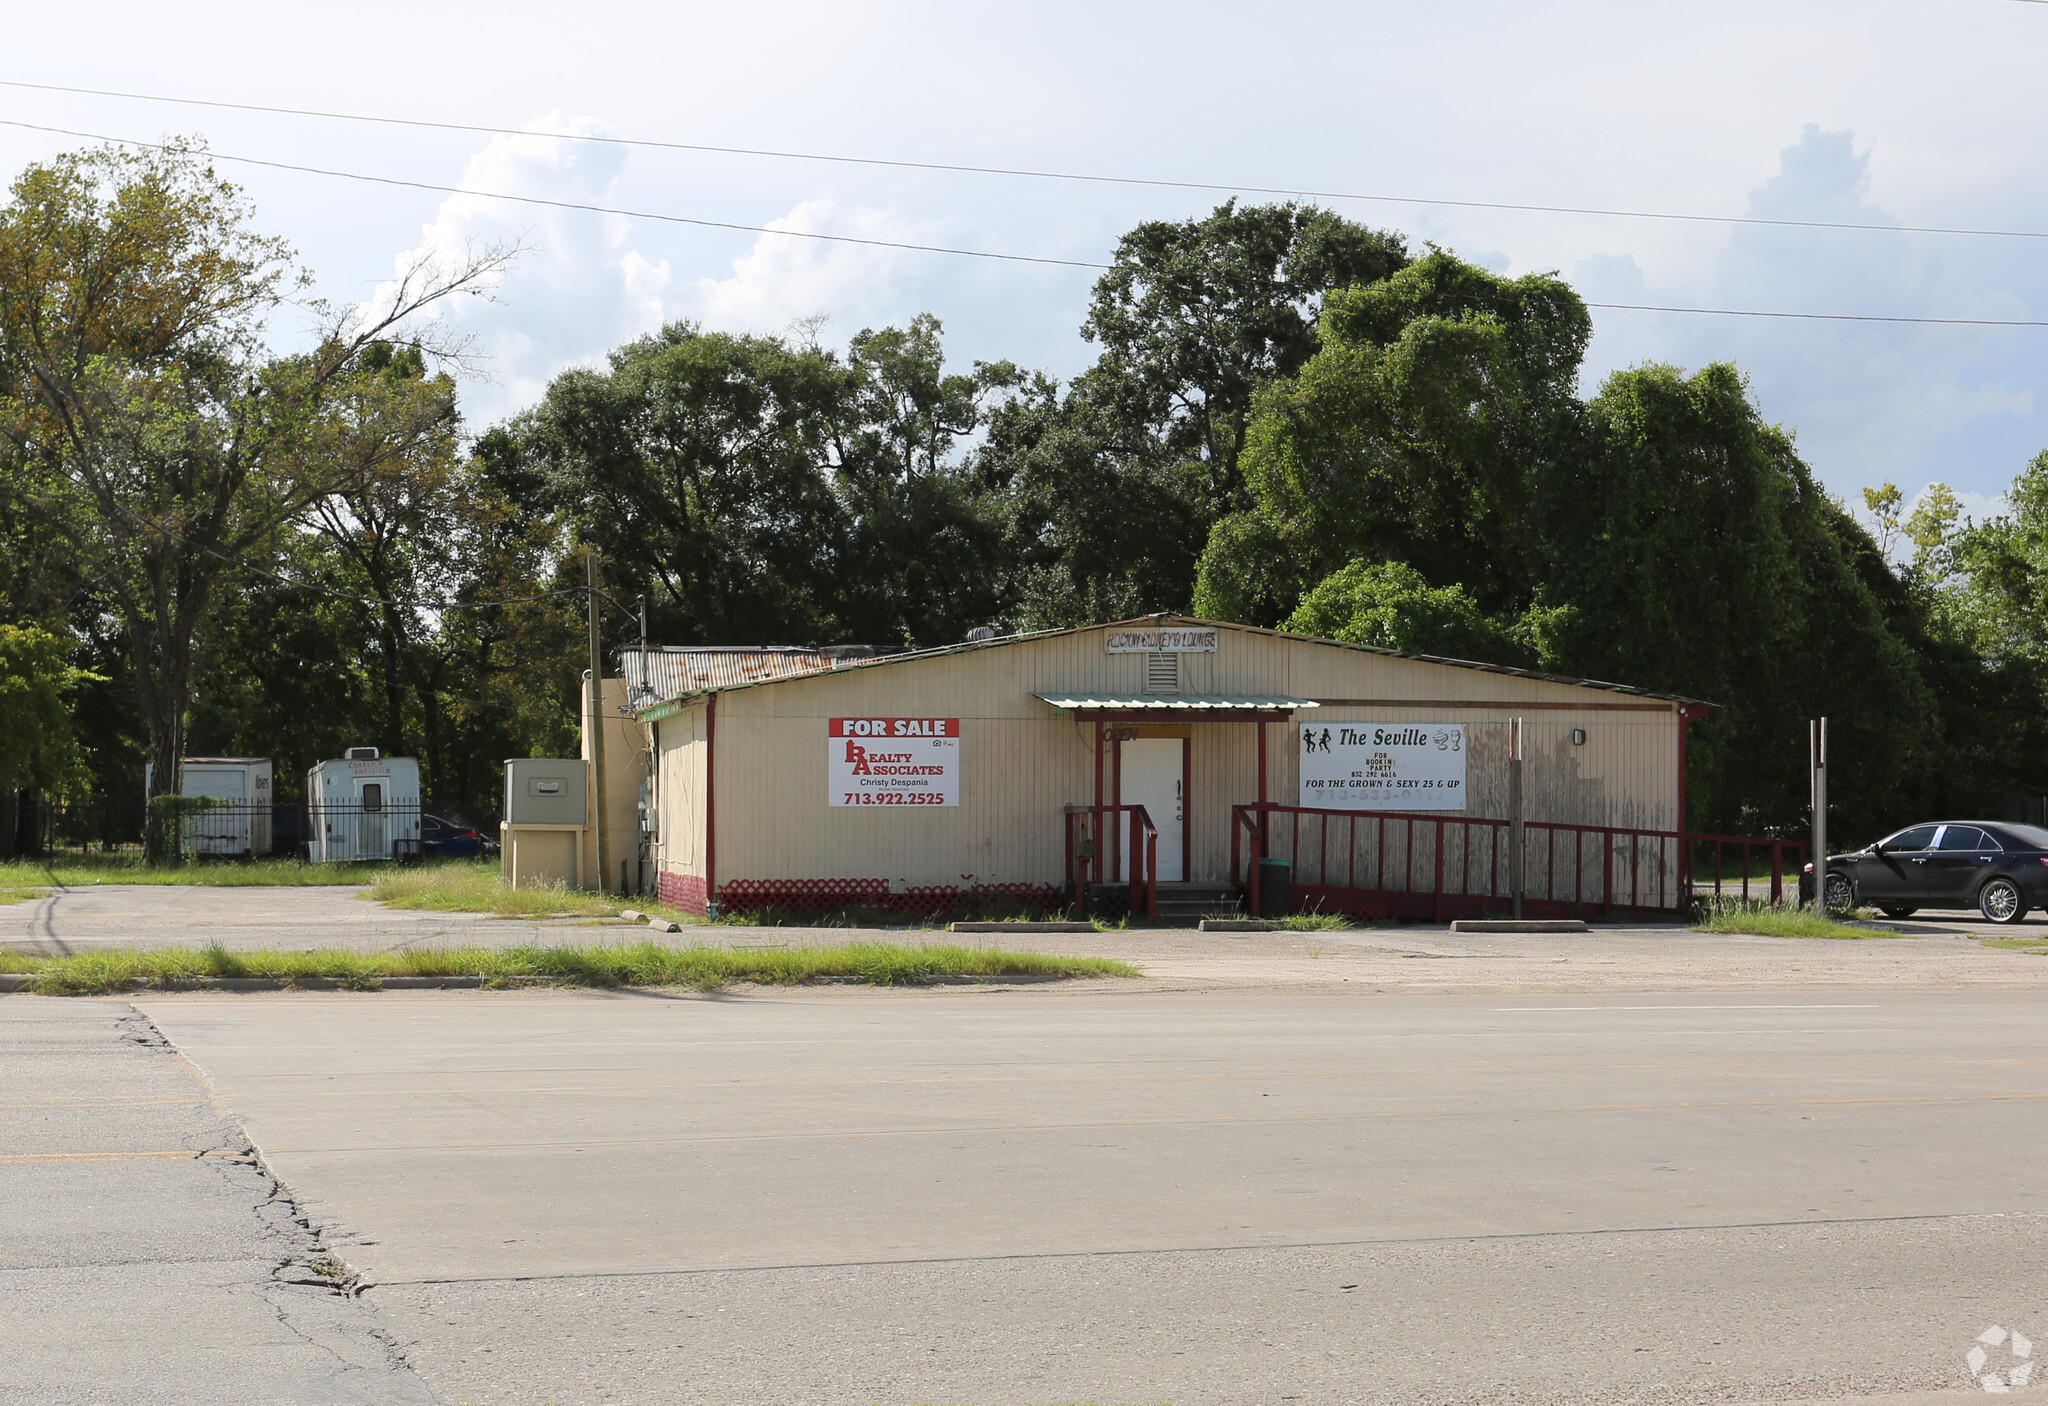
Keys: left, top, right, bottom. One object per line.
{"left": 828, "top": 718, "right": 960, "bottom": 807}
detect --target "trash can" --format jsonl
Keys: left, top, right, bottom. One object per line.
{"left": 1256, "top": 858, "right": 1292, "bottom": 918}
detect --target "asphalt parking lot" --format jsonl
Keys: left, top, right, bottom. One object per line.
{"left": 4, "top": 981, "right": 2040, "bottom": 1406}
{"left": 7, "top": 886, "right": 2048, "bottom": 1405}
{"left": 7, "top": 884, "right": 2048, "bottom": 998}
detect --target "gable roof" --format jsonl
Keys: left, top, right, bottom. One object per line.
{"left": 633, "top": 615, "right": 1707, "bottom": 718}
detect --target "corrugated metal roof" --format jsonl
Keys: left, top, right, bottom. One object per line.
{"left": 619, "top": 647, "right": 834, "bottom": 711}
{"left": 1033, "top": 692, "right": 1319, "bottom": 712}
{"left": 629, "top": 615, "right": 1711, "bottom": 713}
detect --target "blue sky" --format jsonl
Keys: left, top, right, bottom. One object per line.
{"left": 4, "top": 0, "right": 2044, "bottom": 525}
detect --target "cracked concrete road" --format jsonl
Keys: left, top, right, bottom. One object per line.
{"left": 0, "top": 998, "right": 435, "bottom": 1405}
{"left": 119, "top": 985, "right": 2048, "bottom": 1406}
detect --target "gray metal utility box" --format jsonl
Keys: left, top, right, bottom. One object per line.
{"left": 503, "top": 759, "right": 587, "bottom": 827}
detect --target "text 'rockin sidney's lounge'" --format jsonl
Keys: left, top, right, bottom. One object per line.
{"left": 633, "top": 616, "right": 1710, "bottom": 922}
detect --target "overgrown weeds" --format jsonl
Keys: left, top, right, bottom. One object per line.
{"left": 364, "top": 864, "right": 626, "bottom": 918}
{"left": 1691, "top": 896, "right": 1900, "bottom": 940}
{"left": 1276, "top": 912, "right": 1349, "bottom": 931}
{"left": 5, "top": 941, "right": 1140, "bottom": 996}
{"left": 0, "top": 855, "right": 387, "bottom": 888}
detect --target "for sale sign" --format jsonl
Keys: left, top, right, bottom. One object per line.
{"left": 1298, "top": 722, "right": 1466, "bottom": 811}
{"left": 828, "top": 718, "right": 960, "bottom": 807}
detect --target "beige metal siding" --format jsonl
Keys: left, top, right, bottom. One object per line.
{"left": 652, "top": 701, "right": 709, "bottom": 880}
{"left": 695, "top": 623, "right": 1682, "bottom": 895}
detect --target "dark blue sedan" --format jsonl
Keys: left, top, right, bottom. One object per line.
{"left": 421, "top": 814, "right": 487, "bottom": 860}
{"left": 1803, "top": 821, "right": 2048, "bottom": 924}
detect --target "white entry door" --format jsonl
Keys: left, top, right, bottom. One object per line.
{"left": 354, "top": 778, "right": 389, "bottom": 862}
{"left": 1119, "top": 738, "right": 1186, "bottom": 882}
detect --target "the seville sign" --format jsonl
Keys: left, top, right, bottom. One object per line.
{"left": 1105, "top": 628, "right": 1220, "bottom": 654}
{"left": 828, "top": 718, "right": 960, "bottom": 807}
{"left": 1299, "top": 722, "right": 1466, "bottom": 811}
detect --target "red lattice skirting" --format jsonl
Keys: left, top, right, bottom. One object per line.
{"left": 658, "top": 871, "right": 709, "bottom": 916}
{"left": 716, "top": 878, "right": 1062, "bottom": 919}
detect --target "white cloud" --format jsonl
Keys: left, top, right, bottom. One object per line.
{"left": 370, "top": 114, "right": 673, "bottom": 425}
{"left": 1579, "top": 125, "right": 2043, "bottom": 501}
{"left": 682, "top": 199, "right": 926, "bottom": 333}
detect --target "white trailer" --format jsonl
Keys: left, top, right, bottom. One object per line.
{"left": 305, "top": 748, "right": 423, "bottom": 863}
{"left": 178, "top": 757, "right": 274, "bottom": 857}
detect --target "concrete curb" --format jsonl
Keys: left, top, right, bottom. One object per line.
{"left": 1199, "top": 919, "right": 1274, "bottom": 933}
{"left": 947, "top": 921, "right": 1096, "bottom": 933}
{"left": 0, "top": 973, "right": 551, "bottom": 994}
{"left": 1448, "top": 919, "right": 1589, "bottom": 934}
{"left": 820, "top": 972, "right": 1072, "bottom": 985}
{"left": 0, "top": 971, "right": 1085, "bottom": 993}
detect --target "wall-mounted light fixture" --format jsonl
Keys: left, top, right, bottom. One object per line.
{"left": 1570, "top": 728, "right": 1587, "bottom": 746}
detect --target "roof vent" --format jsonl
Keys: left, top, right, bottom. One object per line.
{"left": 965, "top": 626, "right": 996, "bottom": 643}
{"left": 1143, "top": 652, "right": 1180, "bottom": 693}
{"left": 344, "top": 746, "right": 381, "bottom": 761}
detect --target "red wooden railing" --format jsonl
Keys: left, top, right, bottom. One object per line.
{"left": 1230, "top": 803, "right": 1808, "bottom": 920}
{"left": 1064, "top": 804, "right": 1159, "bottom": 920}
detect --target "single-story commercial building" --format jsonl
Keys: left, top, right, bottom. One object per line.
{"left": 633, "top": 616, "right": 1710, "bottom": 921}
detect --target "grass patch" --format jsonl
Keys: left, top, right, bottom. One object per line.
{"left": 1276, "top": 912, "right": 1349, "bottom": 932}
{"left": 0, "top": 885, "right": 46, "bottom": 906}
{"left": 5, "top": 940, "right": 1140, "bottom": 996}
{"left": 364, "top": 863, "right": 627, "bottom": 918}
{"left": 0, "top": 855, "right": 399, "bottom": 888}
{"left": 1979, "top": 937, "right": 2048, "bottom": 952}
{"left": 1692, "top": 898, "right": 1901, "bottom": 940}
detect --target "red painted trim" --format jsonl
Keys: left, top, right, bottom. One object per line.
{"left": 1182, "top": 735, "right": 1192, "bottom": 882}
{"left": 705, "top": 694, "right": 718, "bottom": 911}
{"left": 1111, "top": 732, "right": 1124, "bottom": 882}
{"left": 1257, "top": 721, "right": 1268, "bottom": 805}
{"left": 1092, "top": 719, "right": 1104, "bottom": 888}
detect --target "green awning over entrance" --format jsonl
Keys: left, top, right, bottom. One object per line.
{"left": 1034, "top": 693, "right": 1319, "bottom": 713}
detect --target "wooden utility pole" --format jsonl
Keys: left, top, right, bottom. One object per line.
{"left": 586, "top": 551, "right": 609, "bottom": 896}
{"left": 1810, "top": 718, "right": 1828, "bottom": 910}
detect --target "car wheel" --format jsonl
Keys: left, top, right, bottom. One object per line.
{"left": 1878, "top": 905, "right": 1919, "bottom": 919}
{"left": 1822, "top": 873, "right": 1854, "bottom": 912}
{"left": 1979, "top": 876, "right": 2027, "bottom": 925}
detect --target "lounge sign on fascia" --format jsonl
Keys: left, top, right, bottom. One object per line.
{"left": 1105, "top": 628, "right": 1220, "bottom": 654}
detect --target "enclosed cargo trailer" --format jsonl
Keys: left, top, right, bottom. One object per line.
{"left": 305, "top": 748, "right": 423, "bottom": 862}
{"left": 178, "top": 758, "right": 274, "bottom": 857}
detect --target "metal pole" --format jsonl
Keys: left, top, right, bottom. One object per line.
{"left": 586, "top": 552, "right": 610, "bottom": 897}
{"left": 1508, "top": 718, "right": 1525, "bottom": 919}
{"left": 1810, "top": 718, "right": 1827, "bottom": 910}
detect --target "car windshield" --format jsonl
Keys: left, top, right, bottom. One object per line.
{"left": 1997, "top": 823, "right": 2048, "bottom": 850}
{"left": 1883, "top": 825, "right": 1939, "bottom": 850}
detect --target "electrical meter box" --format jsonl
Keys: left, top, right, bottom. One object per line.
{"left": 503, "top": 759, "right": 588, "bottom": 827}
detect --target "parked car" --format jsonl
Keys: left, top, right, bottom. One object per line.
{"left": 1801, "top": 821, "right": 2048, "bottom": 923}
{"left": 421, "top": 814, "right": 487, "bottom": 860}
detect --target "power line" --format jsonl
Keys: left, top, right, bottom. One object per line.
{"left": 4, "top": 75, "right": 2048, "bottom": 244}
{"left": 0, "top": 118, "right": 1104, "bottom": 270}
{"left": 2, "top": 119, "right": 2044, "bottom": 329}
{"left": 1593, "top": 302, "right": 2048, "bottom": 327}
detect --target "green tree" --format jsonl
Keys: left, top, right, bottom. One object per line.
{"left": 514, "top": 316, "right": 1020, "bottom": 649}
{"left": 1284, "top": 560, "right": 1538, "bottom": 665}
{"left": 0, "top": 141, "right": 507, "bottom": 817}
{"left": 510, "top": 321, "right": 853, "bottom": 645}
{"left": 0, "top": 622, "right": 85, "bottom": 799}
{"left": 1194, "top": 251, "right": 1590, "bottom": 624}
{"left": 987, "top": 202, "right": 1409, "bottom": 626}
{"left": 1541, "top": 362, "right": 1929, "bottom": 835}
